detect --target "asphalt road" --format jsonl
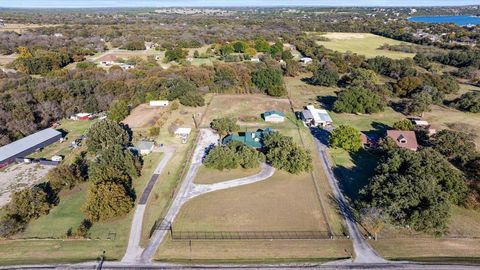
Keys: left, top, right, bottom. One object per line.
{"left": 310, "top": 128, "right": 386, "bottom": 264}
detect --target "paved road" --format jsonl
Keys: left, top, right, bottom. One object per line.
{"left": 5, "top": 261, "right": 480, "bottom": 270}
{"left": 310, "top": 128, "right": 386, "bottom": 264}
{"left": 121, "top": 147, "right": 176, "bottom": 263}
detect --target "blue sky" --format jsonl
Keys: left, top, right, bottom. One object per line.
{"left": 0, "top": 0, "right": 479, "bottom": 8}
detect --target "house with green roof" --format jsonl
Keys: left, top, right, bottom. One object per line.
{"left": 262, "top": 110, "right": 285, "bottom": 123}
{"left": 222, "top": 128, "right": 273, "bottom": 149}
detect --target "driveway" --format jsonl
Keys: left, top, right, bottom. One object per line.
{"left": 122, "top": 147, "right": 176, "bottom": 263}
{"left": 140, "top": 128, "right": 275, "bottom": 263}
{"left": 310, "top": 127, "right": 386, "bottom": 264}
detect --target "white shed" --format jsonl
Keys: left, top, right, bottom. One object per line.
{"left": 149, "top": 100, "right": 169, "bottom": 107}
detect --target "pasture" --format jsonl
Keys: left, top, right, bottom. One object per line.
{"left": 314, "top": 32, "right": 415, "bottom": 59}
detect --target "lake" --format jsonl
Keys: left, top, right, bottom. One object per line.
{"left": 409, "top": 15, "right": 480, "bottom": 26}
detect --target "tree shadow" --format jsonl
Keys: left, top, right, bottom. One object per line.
{"left": 332, "top": 149, "right": 379, "bottom": 203}
{"left": 317, "top": 95, "right": 337, "bottom": 111}
{"left": 309, "top": 127, "right": 330, "bottom": 146}
{"left": 389, "top": 100, "right": 407, "bottom": 114}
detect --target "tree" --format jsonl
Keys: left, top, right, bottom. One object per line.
{"left": 107, "top": 100, "right": 129, "bottom": 123}
{"left": 252, "top": 67, "right": 285, "bottom": 96}
{"left": 453, "top": 91, "right": 480, "bottom": 113}
{"left": 220, "top": 44, "right": 234, "bottom": 56}
{"left": 263, "top": 132, "right": 312, "bottom": 174}
{"left": 333, "top": 87, "right": 385, "bottom": 114}
{"left": 210, "top": 117, "right": 239, "bottom": 137}
{"left": 86, "top": 120, "right": 130, "bottom": 152}
{"left": 392, "top": 119, "right": 414, "bottom": 131}
{"left": 404, "top": 92, "right": 433, "bottom": 117}
{"left": 228, "top": 141, "right": 264, "bottom": 169}
{"left": 4, "top": 186, "right": 53, "bottom": 222}
{"left": 329, "top": 125, "right": 362, "bottom": 152}
{"left": 47, "top": 161, "right": 86, "bottom": 192}
{"left": 347, "top": 68, "right": 379, "bottom": 89}
{"left": 233, "top": 41, "right": 247, "bottom": 53}
{"left": 90, "top": 145, "right": 141, "bottom": 181}
{"left": 394, "top": 76, "right": 423, "bottom": 97}
{"left": 254, "top": 38, "right": 270, "bottom": 52}
{"left": 82, "top": 181, "right": 134, "bottom": 222}
{"left": 179, "top": 92, "right": 205, "bottom": 107}
{"left": 361, "top": 207, "right": 385, "bottom": 240}
{"left": 203, "top": 145, "right": 239, "bottom": 170}
{"left": 311, "top": 67, "right": 339, "bottom": 87}
{"left": 283, "top": 59, "right": 300, "bottom": 77}
{"left": 244, "top": 47, "right": 257, "bottom": 58}
{"left": 430, "top": 130, "right": 477, "bottom": 166}
{"left": 361, "top": 148, "right": 467, "bottom": 233}
{"left": 123, "top": 40, "right": 145, "bottom": 51}
{"left": 165, "top": 48, "right": 188, "bottom": 62}
{"left": 270, "top": 42, "right": 284, "bottom": 59}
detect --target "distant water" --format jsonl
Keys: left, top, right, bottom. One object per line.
{"left": 409, "top": 15, "right": 480, "bottom": 26}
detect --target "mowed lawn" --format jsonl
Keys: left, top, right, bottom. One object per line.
{"left": 194, "top": 166, "right": 263, "bottom": 185}
{"left": 0, "top": 152, "right": 164, "bottom": 266}
{"left": 314, "top": 32, "right": 415, "bottom": 59}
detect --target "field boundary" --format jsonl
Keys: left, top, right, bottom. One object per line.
{"left": 169, "top": 230, "right": 346, "bottom": 240}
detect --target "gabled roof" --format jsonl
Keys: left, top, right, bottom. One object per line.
{"left": 136, "top": 141, "right": 154, "bottom": 151}
{"left": 386, "top": 130, "right": 418, "bottom": 151}
{"left": 0, "top": 128, "right": 62, "bottom": 162}
{"left": 223, "top": 128, "right": 273, "bottom": 148}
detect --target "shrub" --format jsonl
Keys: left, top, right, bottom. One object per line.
{"left": 179, "top": 92, "right": 205, "bottom": 107}
{"left": 392, "top": 119, "right": 415, "bottom": 131}
{"left": 210, "top": 117, "right": 239, "bottom": 136}
{"left": 329, "top": 125, "right": 362, "bottom": 152}
{"left": 453, "top": 91, "right": 480, "bottom": 113}
{"left": 333, "top": 87, "right": 384, "bottom": 114}
{"left": 311, "top": 67, "right": 339, "bottom": 87}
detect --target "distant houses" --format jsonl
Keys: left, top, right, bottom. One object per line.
{"left": 97, "top": 54, "right": 135, "bottom": 70}
{"left": 223, "top": 128, "right": 273, "bottom": 149}
{"left": 301, "top": 105, "right": 333, "bottom": 127}
{"left": 0, "top": 128, "right": 62, "bottom": 167}
{"left": 262, "top": 110, "right": 285, "bottom": 123}
{"left": 386, "top": 130, "right": 418, "bottom": 151}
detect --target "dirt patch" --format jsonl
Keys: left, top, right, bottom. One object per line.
{"left": 123, "top": 104, "right": 166, "bottom": 128}
{"left": 320, "top": 32, "right": 372, "bottom": 40}
{"left": 0, "top": 163, "right": 53, "bottom": 207}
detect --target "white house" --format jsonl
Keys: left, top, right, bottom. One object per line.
{"left": 150, "top": 100, "right": 169, "bottom": 107}
{"left": 250, "top": 57, "right": 260, "bottom": 62}
{"left": 136, "top": 141, "right": 155, "bottom": 155}
{"left": 301, "top": 105, "right": 333, "bottom": 127}
{"left": 263, "top": 110, "right": 285, "bottom": 123}
{"left": 300, "top": 57, "right": 313, "bottom": 64}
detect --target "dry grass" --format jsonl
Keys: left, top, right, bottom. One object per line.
{"left": 194, "top": 166, "right": 262, "bottom": 185}
{"left": 156, "top": 237, "right": 353, "bottom": 263}
{"left": 314, "top": 32, "right": 415, "bottom": 59}
{"left": 123, "top": 104, "right": 166, "bottom": 128}
{"left": 0, "top": 23, "right": 59, "bottom": 33}
{"left": 174, "top": 170, "right": 329, "bottom": 232}
{"left": 201, "top": 94, "right": 291, "bottom": 127}
{"left": 370, "top": 238, "right": 480, "bottom": 261}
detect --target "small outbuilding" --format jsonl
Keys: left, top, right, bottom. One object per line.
{"left": 70, "top": 113, "right": 91, "bottom": 121}
{"left": 149, "top": 100, "right": 169, "bottom": 107}
{"left": 300, "top": 57, "right": 313, "bottom": 64}
{"left": 136, "top": 141, "right": 155, "bottom": 155}
{"left": 262, "top": 110, "right": 285, "bottom": 123}
{"left": 175, "top": 127, "right": 192, "bottom": 143}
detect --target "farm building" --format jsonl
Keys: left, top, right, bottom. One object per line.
{"left": 262, "top": 110, "right": 285, "bottom": 123}
{"left": 98, "top": 54, "right": 118, "bottom": 66}
{"left": 301, "top": 105, "right": 333, "bottom": 127}
{"left": 0, "top": 128, "right": 62, "bottom": 167}
{"left": 300, "top": 57, "right": 313, "bottom": 64}
{"left": 223, "top": 128, "right": 273, "bottom": 149}
{"left": 386, "top": 130, "right": 418, "bottom": 151}
{"left": 136, "top": 141, "right": 155, "bottom": 155}
{"left": 70, "top": 113, "right": 91, "bottom": 121}
{"left": 149, "top": 100, "right": 169, "bottom": 107}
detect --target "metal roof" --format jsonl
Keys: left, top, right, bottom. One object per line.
{"left": 0, "top": 128, "right": 62, "bottom": 162}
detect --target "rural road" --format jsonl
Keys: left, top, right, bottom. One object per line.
{"left": 140, "top": 128, "right": 275, "bottom": 263}
{"left": 121, "top": 146, "right": 176, "bottom": 263}
{"left": 310, "top": 128, "right": 386, "bottom": 264}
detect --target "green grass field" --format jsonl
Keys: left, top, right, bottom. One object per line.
{"left": 314, "top": 32, "right": 415, "bottom": 59}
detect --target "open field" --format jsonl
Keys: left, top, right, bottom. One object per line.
{"left": 314, "top": 32, "right": 415, "bottom": 59}
{"left": 194, "top": 165, "right": 263, "bottom": 185}
{"left": 370, "top": 238, "right": 480, "bottom": 263}
{"left": 0, "top": 163, "right": 53, "bottom": 208}
{"left": 156, "top": 237, "right": 353, "bottom": 263}
{"left": 0, "top": 23, "right": 59, "bottom": 33}
{"left": 123, "top": 104, "right": 166, "bottom": 128}
{"left": 174, "top": 170, "right": 330, "bottom": 232}
{"left": 200, "top": 94, "right": 292, "bottom": 127}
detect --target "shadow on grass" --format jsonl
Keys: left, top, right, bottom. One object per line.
{"left": 333, "top": 149, "right": 380, "bottom": 202}
{"left": 317, "top": 95, "right": 337, "bottom": 111}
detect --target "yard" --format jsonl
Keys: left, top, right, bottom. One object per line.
{"left": 0, "top": 152, "right": 164, "bottom": 266}
{"left": 313, "top": 32, "right": 415, "bottom": 59}
{"left": 194, "top": 165, "right": 263, "bottom": 185}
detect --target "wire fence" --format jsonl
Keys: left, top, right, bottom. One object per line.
{"left": 170, "top": 230, "right": 342, "bottom": 240}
